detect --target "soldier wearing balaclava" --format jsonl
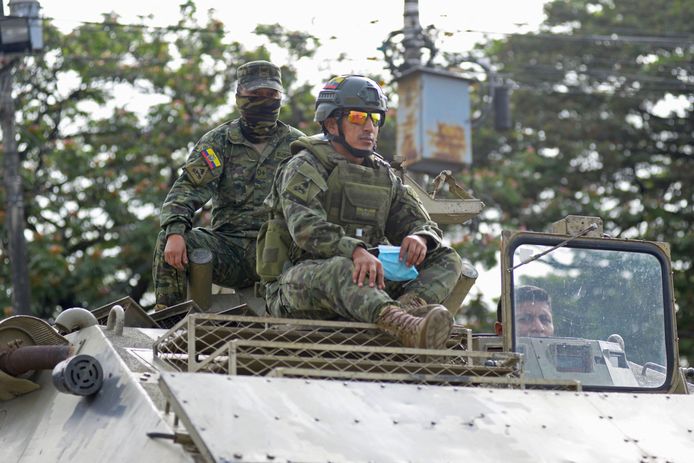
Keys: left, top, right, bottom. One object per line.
{"left": 153, "top": 60, "right": 305, "bottom": 311}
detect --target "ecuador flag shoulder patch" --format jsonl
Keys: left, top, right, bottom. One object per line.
{"left": 200, "top": 148, "right": 221, "bottom": 170}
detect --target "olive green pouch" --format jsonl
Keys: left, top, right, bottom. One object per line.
{"left": 256, "top": 218, "right": 291, "bottom": 282}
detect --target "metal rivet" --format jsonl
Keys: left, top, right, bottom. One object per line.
{"left": 233, "top": 453, "right": 242, "bottom": 459}
{"left": 393, "top": 420, "right": 399, "bottom": 425}
{"left": 267, "top": 454, "right": 275, "bottom": 460}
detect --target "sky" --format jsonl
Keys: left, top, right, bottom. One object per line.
{"left": 40, "top": 0, "right": 549, "bottom": 86}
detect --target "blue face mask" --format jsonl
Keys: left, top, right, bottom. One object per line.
{"left": 377, "top": 245, "right": 419, "bottom": 282}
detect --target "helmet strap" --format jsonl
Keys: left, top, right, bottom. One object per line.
{"left": 328, "top": 116, "right": 373, "bottom": 158}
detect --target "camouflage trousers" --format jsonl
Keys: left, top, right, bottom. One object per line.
{"left": 266, "top": 245, "right": 463, "bottom": 323}
{"left": 152, "top": 228, "right": 258, "bottom": 307}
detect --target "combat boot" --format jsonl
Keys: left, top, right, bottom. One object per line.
{"left": 376, "top": 304, "right": 453, "bottom": 349}
{"left": 397, "top": 293, "right": 437, "bottom": 317}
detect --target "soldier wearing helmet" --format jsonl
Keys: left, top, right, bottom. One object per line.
{"left": 258, "top": 75, "right": 464, "bottom": 349}
{"left": 152, "top": 60, "right": 305, "bottom": 311}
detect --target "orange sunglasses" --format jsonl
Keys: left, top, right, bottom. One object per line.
{"left": 343, "top": 110, "right": 384, "bottom": 127}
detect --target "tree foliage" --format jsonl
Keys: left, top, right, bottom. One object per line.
{"left": 463, "top": 0, "right": 693, "bottom": 360}
{"left": 0, "top": 2, "right": 322, "bottom": 318}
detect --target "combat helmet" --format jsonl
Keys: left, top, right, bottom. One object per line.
{"left": 315, "top": 75, "right": 388, "bottom": 157}
{"left": 315, "top": 75, "right": 387, "bottom": 123}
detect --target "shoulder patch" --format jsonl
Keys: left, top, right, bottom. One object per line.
{"left": 200, "top": 148, "right": 221, "bottom": 170}
{"left": 184, "top": 146, "right": 223, "bottom": 186}
{"left": 186, "top": 165, "right": 210, "bottom": 185}
{"left": 283, "top": 160, "right": 327, "bottom": 204}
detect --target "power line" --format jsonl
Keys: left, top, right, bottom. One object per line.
{"left": 31, "top": 16, "right": 694, "bottom": 97}
{"left": 25, "top": 51, "right": 693, "bottom": 93}
{"left": 46, "top": 18, "right": 224, "bottom": 35}
{"left": 45, "top": 16, "right": 694, "bottom": 49}
{"left": 514, "top": 64, "right": 694, "bottom": 88}
{"left": 511, "top": 79, "right": 694, "bottom": 98}
{"left": 441, "top": 28, "right": 694, "bottom": 48}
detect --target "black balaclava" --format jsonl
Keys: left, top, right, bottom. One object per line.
{"left": 236, "top": 94, "right": 281, "bottom": 143}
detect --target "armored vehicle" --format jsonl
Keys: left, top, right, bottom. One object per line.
{"left": 1, "top": 173, "right": 692, "bottom": 463}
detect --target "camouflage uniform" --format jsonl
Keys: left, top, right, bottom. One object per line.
{"left": 265, "top": 135, "right": 463, "bottom": 323}
{"left": 153, "top": 119, "right": 304, "bottom": 307}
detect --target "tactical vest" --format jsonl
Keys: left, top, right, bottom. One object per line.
{"left": 323, "top": 159, "right": 393, "bottom": 246}
{"left": 296, "top": 135, "right": 394, "bottom": 246}
{"left": 256, "top": 136, "right": 395, "bottom": 282}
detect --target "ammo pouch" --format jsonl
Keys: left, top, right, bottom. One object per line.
{"left": 324, "top": 162, "right": 392, "bottom": 245}
{"left": 256, "top": 218, "right": 292, "bottom": 282}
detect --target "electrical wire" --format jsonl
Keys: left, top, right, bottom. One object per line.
{"left": 44, "top": 16, "right": 694, "bottom": 48}
{"left": 27, "top": 16, "right": 694, "bottom": 98}
{"left": 441, "top": 28, "right": 694, "bottom": 48}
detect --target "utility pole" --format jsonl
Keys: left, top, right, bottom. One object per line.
{"left": 1, "top": 56, "right": 31, "bottom": 315}
{"left": 0, "top": 0, "right": 42, "bottom": 315}
{"left": 402, "top": 0, "right": 423, "bottom": 70}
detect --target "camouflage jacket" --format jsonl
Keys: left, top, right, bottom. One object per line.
{"left": 270, "top": 134, "right": 443, "bottom": 260}
{"left": 160, "top": 119, "right": 304, "bottom": 238}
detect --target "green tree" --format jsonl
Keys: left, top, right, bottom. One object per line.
{"left": 463, "top": 0, "right": 693, "bottom": 360}
{"left": 0, "top": 3, "right": 321, "bottom": 318}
